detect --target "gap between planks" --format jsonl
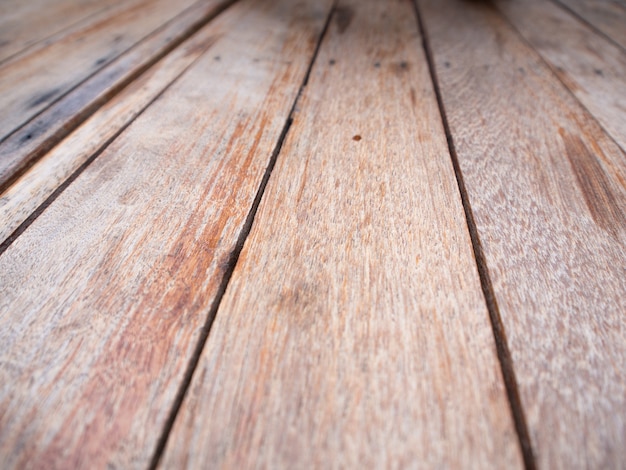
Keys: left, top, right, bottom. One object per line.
{"left": 412, "top": 1, "right": 536, "bottom": 468}
{"left": 0, "top": 0, "right": 238, "bottom": 194}
{"left": 147, "top": 4, "right": 337, "bottom": 467}
{"left": 494, "top": 0, "right": 626, "bottom": 155}
{"left": 161, "top": 2, "right": 522, "bottom": 468}
{"left": 0, "top": 41, "right": 209, "bottom": 256}
{"left": 0, "top": 0, "right": 336, "bottom": 466}
{"left": 551, "top": 0, "right": 626, "bottom": 54}
{"left": 0, "top": 0, "right": 238, "bottom": 253}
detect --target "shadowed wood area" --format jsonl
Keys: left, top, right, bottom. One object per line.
{"left": 0, "top": 0, "right": 624, "bottom": 468}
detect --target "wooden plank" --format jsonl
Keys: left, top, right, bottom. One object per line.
{"left": 494, "top": 0, "right": 626, "bottom": 152}
{"left": 0, "top": 18, "right": 222, "bottom": 246}
{"left": 160, "top": 0, "right": 524, "bottom": 467}
{"left": 555, "top": 0, "right": 626, "bottom": 51}
{"left": 417, "top": 0, "right": 626, "bottom": 467}
{"left": 0, "top": 0, "right": 333, "bottom": 467}
{"left": 0, "top": 0, "right": 199, "bottom": 142}
{"left": 0, "top": 0, "right": 233, "bottom": 193}
{"left": 0, "top": 0, "right": 120, "bottom": 64}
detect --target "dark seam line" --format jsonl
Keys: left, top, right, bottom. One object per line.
{"left": 146, "top": 3, "right": 337, "bottom": 468}
{"left": 550, "top": 0, "right": 626, "bottom": 55}
{"left": 0, "top": 0, "right": 238, "bottom": 194}
{"left": 411, "top": 1, "right": 537, "bottom": 468}
{"left": 0, "top": 0, "right": 231, "bottom": 145}
{"left": 0, "top": 41, "right": 211, "bottom": 257}
{"left": 496, "top": 1, "right": 626, "bottom": 156}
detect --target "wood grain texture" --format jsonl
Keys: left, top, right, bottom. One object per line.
{"left": 0, "top": 0, "right": 199, "bottom": 141}
{"left": 160, "top": 0, "right": 524, "bottom": 467}
{"left": 0, "top": 0, "right": 332, "bottom": 467}
{"left": 555, "top": 0, "right": 626, "bottom": 51}
{"left": 495, "top": 0, "right": 626, "bottom": 152}
{"left": 418, "top": 0, "right": 626, "bottom": 467}
{"left": 0, "top": 19, "right": 222, "bottom": 246}
{"left": 0, "top": 0, "right": 119, "bottom": 64}
{"left": 0, "top": 0, "right": 232, "bottom": 193}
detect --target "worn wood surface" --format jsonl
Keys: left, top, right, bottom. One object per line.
{"left": 0, "top": 0, "right": 199, "bottom": 141}
{"left": 495, "top": 0, "right": 626, "bottom": 152}
{"left": 0, "top": 18, "right": 222, "bottom": 246}
{"left": 0, "top": 0, "right": 118, "bottom": 64}
{"left": 161, "top": 0, "right": 523, "bottom": 468}
{"left": 0, "top": 0, "right": 332, "bottom": 467}
{"left": 555, "top": 0, "right": 626, "bottom": 51}
{"left": 418, "top": 0, "right": 626, "bottom": 467}
{"left": 0, "top": 0, "right": 233, "bottom": 193}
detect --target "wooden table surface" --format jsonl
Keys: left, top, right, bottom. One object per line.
{"left": 0, "top": 0, "right": 624, "bottom": 468}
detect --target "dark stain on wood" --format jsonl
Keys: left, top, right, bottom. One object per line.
{"left": 561, "top": 129, "right": 625, "bottom": 237}
{"left": 335, "top": 6, "right": 354, "bottom": 34}
{"left": 28, "top": 89, "right": 62, "bottom": 109}
{"left": 392, "top": 60, "right": 410, "bottom": 76}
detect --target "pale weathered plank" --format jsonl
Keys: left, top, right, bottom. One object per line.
{"left": 0, "top": 0, "right": 201, "bottom": 140}
{"left": 0, "top": 0, "right": 332, "bottom": 467}
{"left": 495, "top": 0, "right": 626, "bottom": 152}
{"left": 555, "top": 0, "right": 626, "bottom": 51}
{"left": 160, "top": 0, "right": 524, "bottom": 467}
{"left": 418, "top": 0, "right": 626, "bottom": 467}
{"left": 0, "top": 0, "right": 119, "bottom": 64}
{"left": 0, "top": 17, "right": 222, "bottom": 246}
{"left": 0, "top": 0, "right": 233, "bottom": 193}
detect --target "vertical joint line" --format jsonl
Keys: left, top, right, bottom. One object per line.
{"left": 147, "top": 3, "right": 337, "bottom": 468}
{"left": 411, "top": 1, "right": 536, "bottom": 469}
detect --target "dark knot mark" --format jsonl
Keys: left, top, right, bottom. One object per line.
{"left": 560, "top": 129, "right": 625, "bottom": 238}
{"left": 353, "top": 135, "right": 362, "bottom": 141}
{"left": 335, "top": 6, "right": 354, "bottom": 34}
{"left": 28, "top": 88, "right": 61, "bottom": 109}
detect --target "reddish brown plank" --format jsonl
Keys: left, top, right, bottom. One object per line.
{"left": 0, "top": 0, "right": 333, "bottom": 467}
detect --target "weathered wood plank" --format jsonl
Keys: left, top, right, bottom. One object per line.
{"left": 417, "top": 0, "right": 626, "bottom": 467}
{"left": 0, "top": 19, "right": 222, "bottom": 246}
{"left": 0, "top": 0, "right": 332, "bottom": 467}
{"left": 495, "top": 0, "right": 626, "bottom": 152}
{"left": 0, "top": 0, "right": 119, "bottom": 64}
{"left": 0, "top": 0, "right": 233, "bottom": 193}
{"left": 160, "top": 0, "right": 524, "bottom": 467}
{"left": 555, "top": 0, "right": 626, "bottom": 51}
{"left": 0, "top": 0, "right": 199, "bottom": 141}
